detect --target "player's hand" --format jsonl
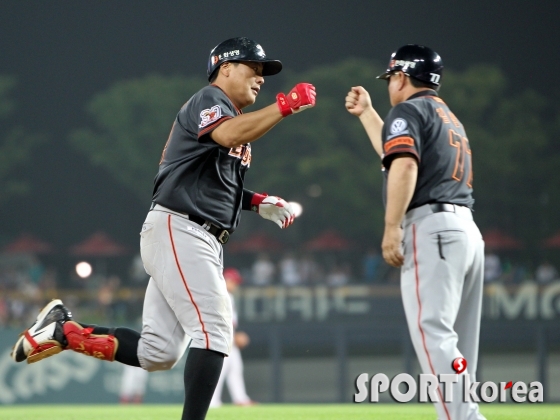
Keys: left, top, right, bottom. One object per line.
{"left": 251, "top": 193, "right": 296, "bottom": 229}
{"left": 276, "top": 83, "right": 316, "bottom": 117}
{"left": 382, "top": 224, "right": 404, "bottom": 267}
{"left": 234, "top": 331, "right": 250, "bottom": 349}
{"left": 345, "top": 86, "right": 373, "bottom": 117}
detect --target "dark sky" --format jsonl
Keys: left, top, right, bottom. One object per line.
{"left": 1, "top": 0, "right": 559, "bottom": 249}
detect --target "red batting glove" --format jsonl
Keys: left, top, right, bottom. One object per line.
{"left": 276, "top": 83, "right": 316, "bottom": 117}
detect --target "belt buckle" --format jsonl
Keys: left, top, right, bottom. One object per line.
{"left": 217, "top": 230, "right": 230, "bottom": 245}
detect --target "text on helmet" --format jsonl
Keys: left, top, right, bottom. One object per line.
{"left": 390, "top": 59, "right": 417, "bottom": 69}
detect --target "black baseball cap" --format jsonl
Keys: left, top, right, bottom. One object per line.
{"left": 207, "top": 37, "right": 283, "bottom": 81}
{"left": 377, "top": 44, "right": 443, "bottom": 86}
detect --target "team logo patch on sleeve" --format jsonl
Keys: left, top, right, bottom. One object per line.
{"left": 390, "top": 118, "right": 408, "bottom": 134}
{"left": 199, "top": 105, "right": 222, "bottom": 128}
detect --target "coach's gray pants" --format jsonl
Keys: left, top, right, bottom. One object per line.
{"left": 401, "top": 204, "right": 486, "bottom": 420}
{"left": 136, "top": 205, "right": 233, "bottom": 372}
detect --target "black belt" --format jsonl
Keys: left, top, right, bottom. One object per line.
{"left": 429, "top": 203, "right": 466, "bottom": 213}
{"left": 150, "top": 203, "right": 230, "bottom": 244}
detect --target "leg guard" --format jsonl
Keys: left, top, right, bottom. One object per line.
{"left": 63, "top": 321, "right": 118, "bottom": 361}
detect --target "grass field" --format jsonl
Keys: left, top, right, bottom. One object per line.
{"left": 0, "top": 404, "right": 558, "bottom": 420}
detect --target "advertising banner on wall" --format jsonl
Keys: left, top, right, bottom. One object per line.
{"left": 0, "top": 330, "right": 186, "bottom": 405}
{"left": 234, "top": 283, "right": 560, "bottom": 324}
{"left": 1, "top": 282, "right": 558, "bottom": 404}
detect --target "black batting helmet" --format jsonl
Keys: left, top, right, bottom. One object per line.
{"left": 207, "top": 37, "right": 282, "bottom": 82}
{"left": 377, "top": 44, "right": 443, "bottom": 86}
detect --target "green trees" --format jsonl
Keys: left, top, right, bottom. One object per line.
{"left": 68, "top": 61, "right": 558, "bottom": 249}
{"left": 243, "top": 59, "right": 390, "bottom": 239}
{"left": 0, "top": 76, "right": 44, "bottom": 203}
{"left": 442, "top": 65, "right": 552, "bottom": 249}
{"left": 69, "top": 75, "right": 205, "bottom": 201}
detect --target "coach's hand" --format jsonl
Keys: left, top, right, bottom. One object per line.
{"left": 345, "top": 86, "right": 373, "bottom": 118}
{"left": 382, "top": 224, "right": 404, "bottom": 267}
{"left": 234, "top": 331, "right": 250, "bottom": 349}
{"left": 251, "top": 193, "right": 295, "bottom": 229}
{"left": 276, "top": 83, "right": 316, "bottom": 117}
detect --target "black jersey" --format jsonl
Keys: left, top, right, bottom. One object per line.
{"left": 381, "top": 90, "right": 474, "bottom": 210}
{"left": 152, "top": 85, "right": 252, "bottom": 231}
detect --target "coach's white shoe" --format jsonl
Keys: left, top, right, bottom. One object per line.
{"left": 11, "top": 299, "right": 72, "bottom": 364}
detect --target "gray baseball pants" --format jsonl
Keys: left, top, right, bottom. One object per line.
{"left": 401, "top": 204, "right": 486, "bottom": 420}
{"left": 136, "top": 204, "right": 233, "bottom": 372}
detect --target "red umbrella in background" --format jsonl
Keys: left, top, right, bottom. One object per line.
{"left": 69, "top": 232, "right": 130, "bottom": 257}
{"left": 304, "top": 230, "right": 354, "bottom": 251}
{"left": 542, "top": 231, "right": 560, "bottom": 248}
{"left": 482, "top": 229, "right": 523, "bottom": 250}
{"left": 2, "top": 233, "right": 55, "bottom": 254}
{"left": 228, "top": 232, "right": 285, "bottom": 253}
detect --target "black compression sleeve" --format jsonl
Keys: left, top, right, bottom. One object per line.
{"left": 182, "top": 348, "right": 224, "bottom": 420}
{"left": 242, "top": 188, "right": 255, "bottom": 210}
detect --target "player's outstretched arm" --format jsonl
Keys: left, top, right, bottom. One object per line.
{"left": 345, "top": 86, "right": 384, "bottom": 158}
{"left": 212, "top": 83, "right": 316, "bottom": 148}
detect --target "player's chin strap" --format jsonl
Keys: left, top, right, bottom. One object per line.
{"left": 63, "top": 321, "right": 118, "bottom": 361}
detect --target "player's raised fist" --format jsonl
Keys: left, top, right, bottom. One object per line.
{"left": 276, "top": 83, "right": 316, "bottom": 117}
{"left": 345, "top": 86, "right": 372, "bottom": 117}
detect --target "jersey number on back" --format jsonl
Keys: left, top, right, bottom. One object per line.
{"left": 449, "top": 129, "right": 473, "bottom": 188}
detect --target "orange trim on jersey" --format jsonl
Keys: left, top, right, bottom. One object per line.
{"left": 167, "top": 214, "right": 210, "bottom": 350}
{"left": 384, "top": 136, "right": 414, "bottom": 153}
{"left": 198, "top": 116, "right": 233, "bottom": 138}
{"left": 413, "top": 225, "right": 451, "bottom": 420}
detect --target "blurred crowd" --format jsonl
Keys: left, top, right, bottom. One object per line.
{"left": 483, "top": 250, "right": 559, "bottom": 285}
{"left": 0, "top": 253, "right": 148, "bottom": 329}
{"left": 0, "top": 254, "right": 55, "bottom": 328}
{"left": 1, "top": 248, "right": 559, "bottom": 329}
{"left": 235, "top": 249, "right": 395, "bottom": 287}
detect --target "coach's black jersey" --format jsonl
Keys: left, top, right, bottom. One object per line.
{"left": 381, "top": 90, "right": 474, "bottom": 210}
{"left": 152, "top": 85, "right": 251, "bottom": 231}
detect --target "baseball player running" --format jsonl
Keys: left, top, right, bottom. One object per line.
{"left": 210, "top": 268, "right": 255, "bottom": 408}
{"left": 11, "top": 37, "right": 316, "bottom": 420}
{"left": 345, "top": 45, "right": 485, "bottom": 420}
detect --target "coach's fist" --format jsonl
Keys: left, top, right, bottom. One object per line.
{"left": 251, "top": 193, "right": 296, "bottom": 229}
{"left": 276, "top": 83, "right": 316, "bottom": 117}
{"left": 345, "top": 86, "right": 372, "bottom": 117}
